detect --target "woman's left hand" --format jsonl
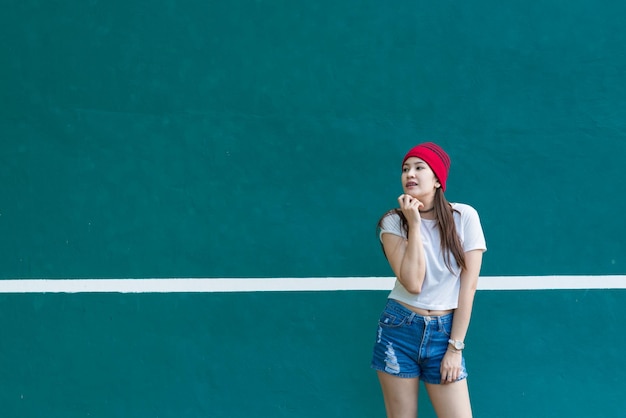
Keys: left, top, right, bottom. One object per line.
{"left": 440, "top": 349, "right": 463, "bottom": 384}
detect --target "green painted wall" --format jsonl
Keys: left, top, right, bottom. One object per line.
{"left": 2, "top": 0, "right": 625, "bottom": 278}
{"left": 2, "top": 1, "right": 626, "bottom": 417}
{"left": 2, "top": 290, "right": 626, "bottom": 417}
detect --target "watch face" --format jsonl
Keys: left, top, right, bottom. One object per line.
{"left": 448, "top": 339, "right": 464, "bottom": 350}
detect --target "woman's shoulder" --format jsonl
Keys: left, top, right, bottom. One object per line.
{"left": 379, "top": 209, "right": 401, "bottom": 225}
{"left": 451, "top": 202, "right": 480, "bottom": 217}
{"left": 378, "top": 209, "right": 403, "bottom": 232}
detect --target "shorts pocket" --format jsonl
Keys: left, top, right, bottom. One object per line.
{"left": 378, "top": 312, "right": 407, "bottom": 328}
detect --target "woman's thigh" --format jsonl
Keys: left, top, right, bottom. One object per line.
{"left": 424, "top": 379, "right": 472, "bottom": 418}
{"left": 377, "top": 372, "right": 419, "bottom": 418}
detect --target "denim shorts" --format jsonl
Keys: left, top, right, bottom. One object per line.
{"left": 371, "top": 299, "right": 467, "bottom": 384}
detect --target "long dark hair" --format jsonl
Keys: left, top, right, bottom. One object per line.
{"left": 377, "top": 188, "right": 466, "bottom": 273}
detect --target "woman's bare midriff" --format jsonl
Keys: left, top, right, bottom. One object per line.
{"left": 397, "top": 300, "right": 453, "bottom": 317}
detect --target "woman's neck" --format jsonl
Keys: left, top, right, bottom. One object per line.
{"left": 418, "top": 199, "right": 436, "bottom": 219}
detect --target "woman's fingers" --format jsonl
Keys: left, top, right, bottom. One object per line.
{"left": 398, "top": 194, "right": 423, "bottom": 209}
{"left": 441, "top": 369, "right": 457, "bottom": 384}
{"left": 440, "top": 354, "right": 462, "bottom": 384}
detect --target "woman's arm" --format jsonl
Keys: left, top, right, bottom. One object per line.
{"left": 380, "top": 194, "right": 428, "bottom": 294}
{"left": 449, "top": 249, "right": 483, "bottom": 343}
{"left": 380, "top": 225, "right": 426, "bottom": 294}
{"left": 439, "top": 249, "right": 483, "bottom": 383}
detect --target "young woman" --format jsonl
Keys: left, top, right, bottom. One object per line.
{"left": 371, "top": 142, "right": 486, "bottom": 418}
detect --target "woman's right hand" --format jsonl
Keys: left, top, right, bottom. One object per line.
{"left": 397, "top": 194, "right": 424, "bottom": 226}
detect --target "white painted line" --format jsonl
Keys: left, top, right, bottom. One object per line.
{"left": 478, "top": 275, "right": 626, "bottom": 290}
{"left": 0, "top": 278, "right": 394, "bottom": 293}
{"left": 0, "top": 276, "right": 625, "bottom": 293}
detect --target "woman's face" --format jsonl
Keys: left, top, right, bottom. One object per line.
{"left": 401, "top": 157, "right": 440, "bottom": 198}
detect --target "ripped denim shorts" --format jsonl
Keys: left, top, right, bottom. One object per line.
{"left": 371, "top": 298, "right": 467, "bottom": 384}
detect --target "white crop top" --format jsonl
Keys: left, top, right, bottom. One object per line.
{"left": 379, "top": 203, "right": 486, "bottom": 310}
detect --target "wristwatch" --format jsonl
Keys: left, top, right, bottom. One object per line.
{"left": 448, "top": 339, "right": 465, "bottom": 350}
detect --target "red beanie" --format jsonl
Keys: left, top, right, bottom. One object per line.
{"left": 402, "top": 142, "right": 451, "bottom": 191}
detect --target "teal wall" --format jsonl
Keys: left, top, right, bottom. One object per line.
{"left": 2, "top": 0, "right": 625, "bottom": 278}
{"left": 3, "top": 290, "right": 626, "bottom": 417}
{"left": 2, "top": 1, "right": 626, "bottom": 417}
